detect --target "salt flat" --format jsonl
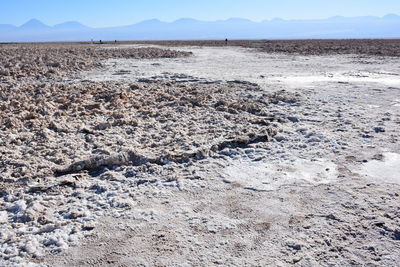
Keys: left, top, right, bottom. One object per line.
{"left": 0, "top": 42, "right": 399, "bottom": 266}
{"left": 48, "top": 45, "right": 400, "bottom": 266}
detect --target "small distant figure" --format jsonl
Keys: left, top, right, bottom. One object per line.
{"left": 99, "top": 40, "right": 103, "bottom": 44}
{"left": 225, "top": 38, "right": 228, "bottom": 45}
{"left": 115, "top": 40, "right": 117, "bottom": 43}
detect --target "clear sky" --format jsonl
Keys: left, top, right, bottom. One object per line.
{"left": 1, "top": 0, "right": 400, "bottom": 27}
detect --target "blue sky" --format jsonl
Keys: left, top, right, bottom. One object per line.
{"left": 1, "top": 0, "right": 400, "bottom": 27}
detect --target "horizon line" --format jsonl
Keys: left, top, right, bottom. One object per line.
{"left": 2, "top": 13, "right": 399, "bottom": 28}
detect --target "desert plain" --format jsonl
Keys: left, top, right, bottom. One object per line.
{"left": 0, "top": 40, "right": 399, "bottom": 266}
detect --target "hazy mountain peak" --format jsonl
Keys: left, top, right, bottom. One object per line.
{"left": 174, "top": 18, "right": 200, "bottom": 23}
{"left": 383, "top": 13, "right": 400, "bottom": 19}
{"left": 135, "top": 19, "right": 164, "bottom": 25}
{"left": 224, "top": 18, "right": 254, "bottom": 23}
{"left": 54, "top": 21, "right": 88, "bottom": 29}
{"left": 1, "top": 14, "right": 400, "bottom": 42}
{"left": 20, "top": 19, "right": 50, "bottom": 29}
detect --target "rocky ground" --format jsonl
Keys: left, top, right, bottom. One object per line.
{"left": 1, "top": 42, "right": 399, "bottom": 266}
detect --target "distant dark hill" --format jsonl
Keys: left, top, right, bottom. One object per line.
{"left": 1, "top": 15, "right": 400, "bottom": 42}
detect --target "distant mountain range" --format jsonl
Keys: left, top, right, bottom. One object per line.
{"left": 1, "top": 14, "right": 400, "bottom": 42}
